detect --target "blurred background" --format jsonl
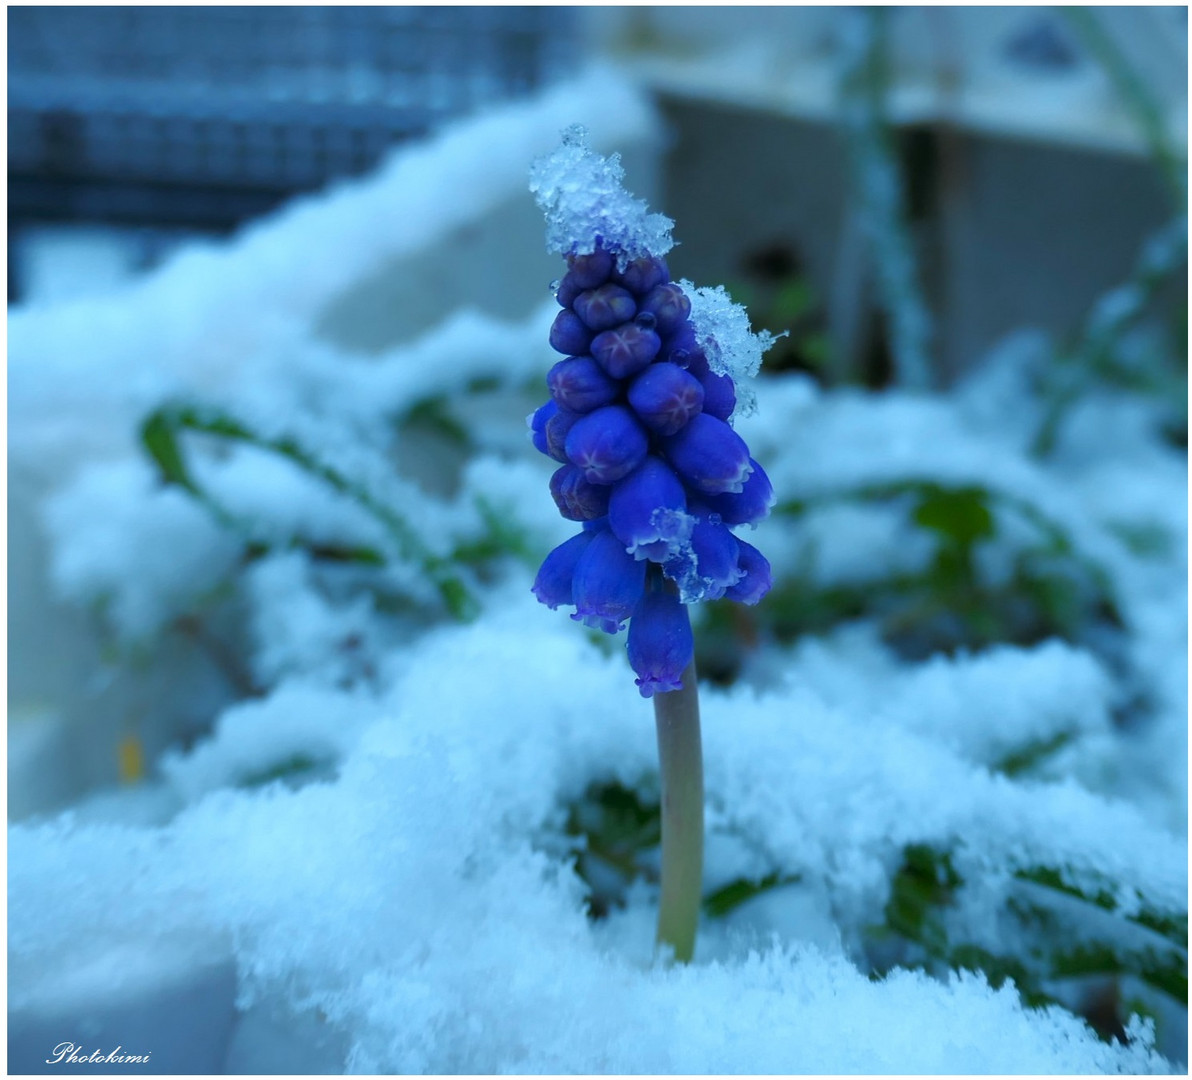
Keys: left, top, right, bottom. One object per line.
{"left": 9, "top": 6, "right": 1186, "bottom": 378}
{"left": 8, "top": 6, "right": 578, "bottom": 299}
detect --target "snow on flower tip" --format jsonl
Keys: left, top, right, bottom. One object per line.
{"left": 529, "top": 124, "right": 675, "bottom": 267}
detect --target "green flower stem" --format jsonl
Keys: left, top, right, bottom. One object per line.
{"left": 653, "top": 658, "right": 704, "bottom": 963}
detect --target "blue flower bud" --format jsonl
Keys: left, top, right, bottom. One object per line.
{"left": 686, "top": 348, "right": 734, "bottom": 418}
{"left": 614, "top": 256, "right": 670, "bottom": 295}
{"left": 549, "top": 310, "right": 593, "bottom": 356}
{"left": 659, "top": 323, "right": 702, "bottom": 368}
{"left": 555, "top": 273, "right": 583, "bottom": 309}
{"left": 564, "top": 404, "right": 649, "bottom": 484}
{"left": 528, "top": 400, "right": 556, "bottom": 457}
{"left": 550, "top": 464, "right": 611, "bottom": 521}
{"left": 608, "top": 455, "right": 693, "bottom": 562}
{"left": 532, "top": 530, "right": 596, "bottom": 610}
{"left": 571, "top": 527, "right": 647, "bottom": 633}
{"left": 640, "top": 283, "right": 692, "bottom": 336}
{"left": 627, "top": 589, "right": 694, "bottom": 698}
{"left": 567, "top": 248, "right": 614, "bottom": 289}
{"left": 627, "top": 362, "right": 705, "bottom": 436}
{"left": 544, "top": 404, "right": 582, "bottom": 463}
{"left": 704, "top": 459, "right": 774, "bottom": 526}
{"left": 664, "top": 505, "right": 742, "bottom": 602}
{"left": 547, "top": 355, "right": 620, "bottom": 413}
{"left": 724, "top": 539, "right": 772, "bottom": 606}
{"left": 698, "top": 369, "right": 736, "bottom": 421}
{"left": 590, "top": 323, "right": 662, "bottom": 380}
{"left": 662, "top": 413, "right": 754, "bottom": 495}
{"left": 573, "top": 284, "right": 637, "bottom": 333}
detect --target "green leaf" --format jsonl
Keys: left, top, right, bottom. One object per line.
{"left": 882, "top": 844, "right": 962, "bottom": 957}
{"left": 1014, "top": 865, "right": 1188, "bottom": 951}
{"left": 140, "top": 410, "right": 197, "bottom": 493}
{"left": 238, "top": 753, "right": 326, "bottom": 789}
{"left": 1049, "top": 942, "right": 1187, "bottom": 1003}
{"left": 912, "top": 486, "right": 996, "bottom": 548}
{"left": 403, "top": 395, "right": 473, "bottom": 448}
{"left": 138, "top": 404, "right": 479, "bottom": 620}
{"left": 1106, "top": 522, "right": 1174, "bottom": 559}
{"left": 563, "top": 780, "right": 662, "bottom": 918}
{"left": 994, "top": 730, "right": 1076, "bottom": 777}
{"left": 704, "top": 871, "right": 802, "bottom": 918}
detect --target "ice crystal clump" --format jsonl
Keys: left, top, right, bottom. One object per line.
{"left": 682, "top": 281, "right": 786, "bottom": 420}
{"left": 529, "top": 124, "right": 675, "bottom": 268}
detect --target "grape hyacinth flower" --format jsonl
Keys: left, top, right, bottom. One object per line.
{"left": 528, "top": 127, "right": 781, "bottom": 963}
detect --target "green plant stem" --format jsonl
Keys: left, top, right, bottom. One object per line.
{"left": 653, "top": 658, "right": 704, "bottom": 963}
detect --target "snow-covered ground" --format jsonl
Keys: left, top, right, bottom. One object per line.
{"left": 8, "top": 69, "right": 1187, "bottom": 1073}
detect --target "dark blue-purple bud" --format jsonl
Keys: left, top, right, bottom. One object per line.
{"left": 698, "top": 369, "right": 737, "bottom": 421}
{"left": 550, "top": 464, "right": 611, "bottom": 521}
{"left": 724, "top": 539, "right": 772, "bottom": 606}
{"left": 608, "top": 456, "right": 693, "bottom": 562}
{"left": 567, "top": 248, "right": 615, "bottom": 290}
{"left": 543, "top": 405, "right": 582, "bottom": 463}
{"left": 664, "top": 506, "right": 742, "bottom": 602}
{"left": 555, "top": 272, "right": 583, "bottom": 309}
{"left": 627, "top": 362, "right": 705, "bottom": 436}
{"left": 662, "top": 413, "right": 754, "bottom": 495}
{"left": 529, "top": 400, "right": 556, "bottom": 457}
{"left": 571, "top": 527, "right": 647, "bottom": 634}
{"left": 640, "top": 283, "right": 692, "bottom": 336}
{"left": 564, "top": 405, "right": 649, "bottom": 485}
{"left": 634, "top": 311, "right": 657, "bottom": 331}
{"left": 549, "top": 310, "right": 593, "bottom": 356}
{"left": 590, "top": 323, "right": 661, "bottom": 380}
{"left": 574, "top": 284, "right": 637, "bottom": 333}
{"left": 532, "top": 530, "right": 596, "bottom": 610}
{"left": 661, "top": 323, "right": 701, "bottom": 368}
{"left": 615, "top": 256, "right": 670, "bottom": 296}
{"left": 547, "top": 355, "right": 620, "bottom": 413}
{"left": 627, "top": 589, "right": 694, "bottom": 697}
{"left": 704, "top": 460, "right": 774, "bottom": 525}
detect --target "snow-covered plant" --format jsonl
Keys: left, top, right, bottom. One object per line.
{"left": 527, "top": 127, "right": 780, "bottom": 961}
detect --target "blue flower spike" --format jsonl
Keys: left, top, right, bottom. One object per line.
{"left": 529, "top": 126, "right": 783, "bottom": 964}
